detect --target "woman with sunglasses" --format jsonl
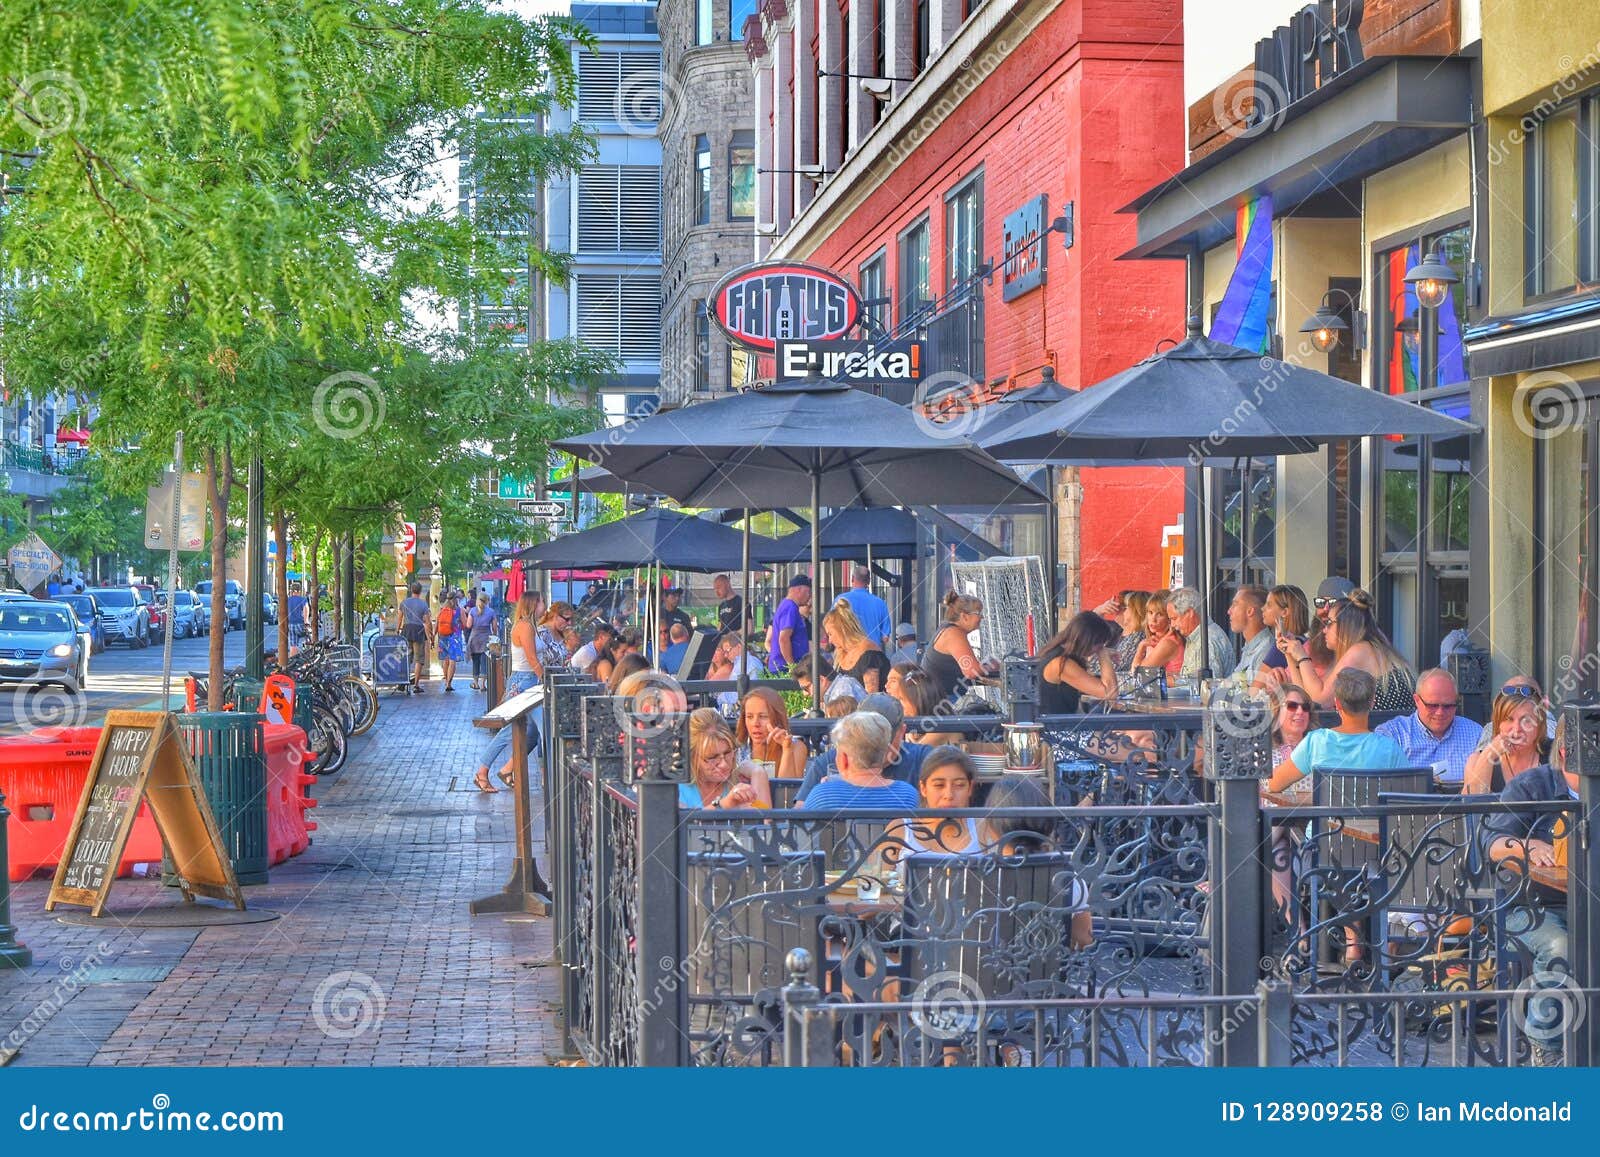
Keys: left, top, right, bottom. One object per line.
{"left": 1272, "top": 686, "right": 1315, "bottom": 767}
{"left": 1280, "top": 588, "right": 1415, "bottom": 712}
{"left": 1464, "top": 690, "right": 1549, "bottom": 795}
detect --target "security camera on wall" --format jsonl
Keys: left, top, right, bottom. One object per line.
{"left": 860, "top": 77, "right": 893, "bottom": 101}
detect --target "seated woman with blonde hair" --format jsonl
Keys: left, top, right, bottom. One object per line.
{"left": 680, "top": 708, "right": 771, "bottom": 810}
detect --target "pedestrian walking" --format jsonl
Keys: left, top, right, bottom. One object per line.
{"left": 286, "top": 583, "right": 308, "bottom": 653}
{"left": 436, "top": 590, "right": 465, "bottom": 692}
{"left": 399, "top": 582, "right": 434, "bottom": 692}
{"left": 466, "top": 592, "right": 497, "bottom": 691}
{"left": 473, "top": 591, "right": 545, "bottom": 792}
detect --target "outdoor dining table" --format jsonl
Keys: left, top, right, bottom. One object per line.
{"left": 1529, "top": 864, "right": 1568, "bottom": 892}
{"left": 1261, "top": 791, "right": 1380, "bottom": 843}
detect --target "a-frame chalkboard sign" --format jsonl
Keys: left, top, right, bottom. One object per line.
{"left": 46, "top": 711, "right": 246, "bottom": 916}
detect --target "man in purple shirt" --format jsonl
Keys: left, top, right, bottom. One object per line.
{"left": 766, "top": 574, "right": 812, "bottom": 673}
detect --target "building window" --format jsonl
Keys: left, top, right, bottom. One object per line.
{"left": 577, "top": 166, "right": 661, "bottom": 251}
{"left": 575, "top": 274, "right": 662, "bottom": 361}
{"left": 694, "top": 134, "right": 712, "bottom": 225}
{"left": 727, "top": 132, "right": 755, "bottom": 220}
{"left": 1376, "top": 225, "right": 1471, "bottom": 395}
{"left": 1524, "top": 97, "right": 1598, "bottom": 298}
{"left": 696, "top": 0, "right": 714, "bottom": 45}
{"left": 945, "top": 170, "right": 983, "bottom": 291}
{"left": 730, "top": 0, "right": 758, "bottom": 40}
{"left": 1538, "top": 397, "right": 1599, "bottom": 695}
{"left": 859, "top": 250, "right": 889, "bottom": 333}
{"left": 694, "top": 301, "right": 712, "bottom": 392}
{"left": 899, "top": 216, "right": 931, "bottom": 321}
{"left": 914, "top": 0, "right": 930, "bottom": 71}
{"left": 577, "top": 51, "right": 662, "bottom": 122}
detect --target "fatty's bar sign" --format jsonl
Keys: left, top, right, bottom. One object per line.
{"left": 711, "top": 262, "right": 863, "bottom": 353}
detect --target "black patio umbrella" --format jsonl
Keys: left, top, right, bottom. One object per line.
{"left": 984, "top": 324, "right": 1478, "bottom": 675}
{"left": 511, "top": 506, "right": 769, "bottom": 573}
{"left": 556, "top": 373, "right": 1045, "bottom": 710}
{"left": 750, "top": 507, "right": 1001, "bottom": 563}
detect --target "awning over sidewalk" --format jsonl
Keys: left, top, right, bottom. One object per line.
{"left": 1120, "top": 57, "right": 1474, "bottom": 260}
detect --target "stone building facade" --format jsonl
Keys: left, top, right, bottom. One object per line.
{"left": 659, "top": 0, "right": 760, "bottom": 409}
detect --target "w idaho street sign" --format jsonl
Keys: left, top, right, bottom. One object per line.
{"left": 710, "top": 262, "right": 863, "bottom": 353}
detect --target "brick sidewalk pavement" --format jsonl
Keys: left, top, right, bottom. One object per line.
{"left": 0, "top": 676, "right": 564, "bottom": 1066}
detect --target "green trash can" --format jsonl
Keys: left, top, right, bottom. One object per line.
{"left": 232, "top": 677, "right": 265, "bottom": 713}
{"left": 170, "top": 712, "right": 270, "bottom": 886}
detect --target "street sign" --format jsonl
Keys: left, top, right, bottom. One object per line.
{"left": 143, "top": 471, "right": 205, "bottom": 552}
{"left": 7, "top": 532, "right": 61, "bottom": 593}
{"left": 497, "top": 475, "right": 541, "bottom": 500}
{"left": 399, "top": 522, "right": 417, "bottom": 557}
{"left": 517, "top": 499, "right": 566, "bottom": 519}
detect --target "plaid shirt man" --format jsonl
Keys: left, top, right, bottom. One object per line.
{"left": 1374, "top": 711, "right": 1482, "bottom": 785}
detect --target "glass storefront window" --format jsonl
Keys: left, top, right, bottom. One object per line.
{"left": 1541, "top": 415, "right": 1595, "bottom": 697}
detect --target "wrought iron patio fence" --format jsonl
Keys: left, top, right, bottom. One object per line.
{"left": 538, "top": 667, "right": 1600, "bottom": 1069}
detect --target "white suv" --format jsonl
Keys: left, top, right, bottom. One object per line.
{"left": 194, "top": 579, "right": 244, "bottom": 628}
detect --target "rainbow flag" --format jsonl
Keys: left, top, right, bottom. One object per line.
{"left": 1209, "top": 196, "right": 1273, "bottom": 354}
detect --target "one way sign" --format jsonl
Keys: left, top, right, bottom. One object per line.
{"left": 517, "top": 499, "right": 567, "bottom": 520}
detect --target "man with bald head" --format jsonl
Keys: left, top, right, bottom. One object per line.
{"left": 1375, "top": 667, "right": 1481, "bottom": 787}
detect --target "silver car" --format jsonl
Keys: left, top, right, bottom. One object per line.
{"left": 0, "top": 601, "right": 86, "bottom": 692}
{"left": 162, "top": 589, "right": 201, "bottom": 638}
{"left": 87, "top": 586, "right": 152, "bottom": 648}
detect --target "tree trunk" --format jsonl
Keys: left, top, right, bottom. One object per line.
{"left": 204, "top": 443, "right": 234, "bottom": 710}
{"left": 307, "top": 528, "right": 323, "bottom": 645}
{"left": 273, "top": 508, "right": 290, "bottom": 660}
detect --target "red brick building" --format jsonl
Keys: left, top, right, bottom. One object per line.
{"left": 747, "top": 0, "right": 1188, "bottom": 608}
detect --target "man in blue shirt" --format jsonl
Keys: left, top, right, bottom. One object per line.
{"left": 839, "top": 565, "right": 892, "bottom": 650}
{"left": 796, "top": 693, "right": 931, "bottom": 801}
{"left": 766, "top": 574, "right": 812, "bottom": 673}
{"left": 1375, "top": 668, "right": 1481, "bottom": 786}
{"left": 659, "top": 623, "right": 691, "bottom": 676}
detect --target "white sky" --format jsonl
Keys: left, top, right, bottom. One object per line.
{"left": 1184, "top": 0, "right": 1313, "bottom": 106}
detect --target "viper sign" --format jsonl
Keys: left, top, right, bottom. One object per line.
{"left": 710, "top": 262, "right": 863, "bottom": 353}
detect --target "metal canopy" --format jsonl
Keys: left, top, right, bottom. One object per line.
{"left": 1120, "top": 57, "right": 1474, "bottom": 261}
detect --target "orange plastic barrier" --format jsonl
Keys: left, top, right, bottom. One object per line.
{"left": 1, "top": 727, "right": 165, "bottom": 882}
{"left": 261, "top": 722, "right": 317, "bottom": 865}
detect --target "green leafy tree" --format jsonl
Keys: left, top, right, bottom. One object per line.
{"left": 2, "top": 1, "right": 601, "bottom": 702}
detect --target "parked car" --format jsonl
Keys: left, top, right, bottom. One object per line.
{"left": 195, "top": 579, "right": 244, "bottom": 628}
{"left": 161, "top": 590, "right": 201, "bottom": 639}
{"left": 132, "top": 584, "right": 166, "bottom": 641}
{"left": 87, "top": 586, "right": 153, "bottom": 648}
{"left": 261, "top": 591, "right": 278, "bottom": 624}
{"left": 182, "top": 589, "right": 211, "bottom": 635}
{"left": 56, "top": 593, "right": 106, "bottom": 653}
{"left": 0, "top": 600, "right": 87, "bottom": 692}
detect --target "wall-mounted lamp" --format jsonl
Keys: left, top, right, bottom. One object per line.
{"left": 1404, "top": 248, "right": 1461, "bottom": 311}
{"left": 759, "top": 165, "right": 832, "bottom": 182}
{"left": 819, "top": 68, "right": 915, "bottom": 82}
{"left": 1297, "top": 287, "right": 1366, "bottom": 354}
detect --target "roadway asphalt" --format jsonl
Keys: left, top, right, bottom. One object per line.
{"left": 0, "top": 628, "right": 252, "bottom": 736}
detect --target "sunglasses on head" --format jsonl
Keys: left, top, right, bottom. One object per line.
{"left": 1500, "top": 684, "right": 1539, "bottom": 700}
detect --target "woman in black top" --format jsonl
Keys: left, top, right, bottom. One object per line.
{"left": 1037, "top": 611, "right": 1119, "bottom": 714}
{"left": 822, "top": 600, "right": 891, "bottom": 693}
{"left": 922, "top": 591, "right": 995, "bottom": 702}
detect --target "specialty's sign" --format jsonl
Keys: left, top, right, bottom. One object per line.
{"left": 710, "top": 262, "right": 863, "bottom": 353}
{"left": 6, "top": 532, "right": 60, "bottom": 593}
{"left": 775, "top": 339, "right": 925, "bottom": 386}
